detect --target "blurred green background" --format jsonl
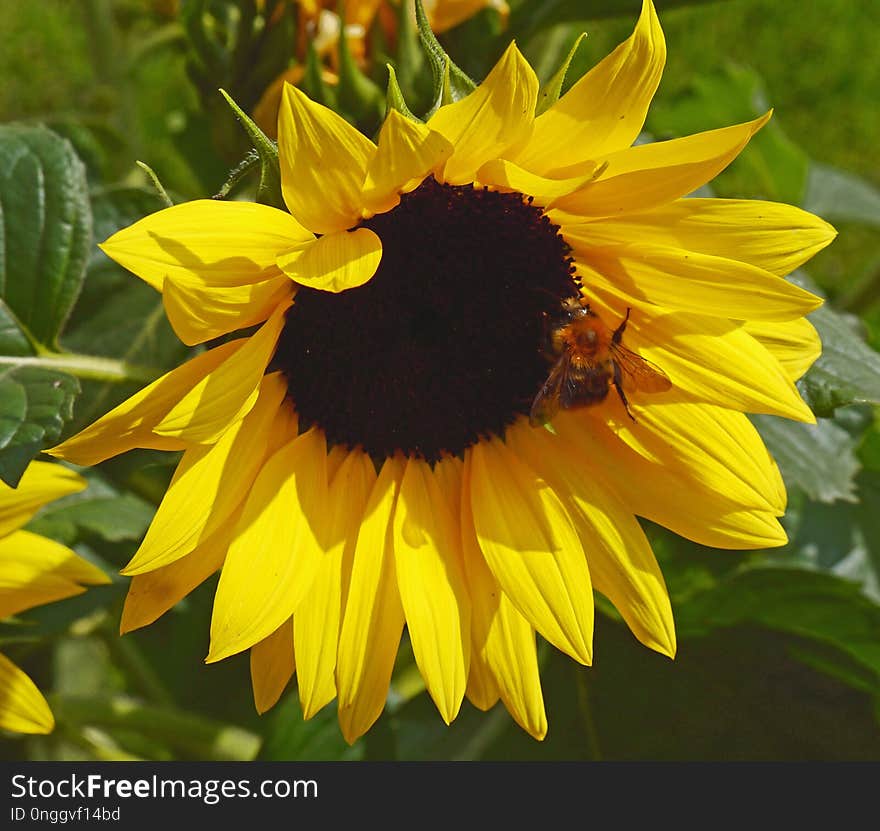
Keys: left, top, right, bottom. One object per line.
{"left": 2, "top": 0, "right": 880, "bottom": 761}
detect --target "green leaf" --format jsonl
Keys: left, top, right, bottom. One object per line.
{"left": 414, "top": 0, "right": 476, "bottom": 111}
{"left": 0, "top": 124, "right": 92, "bottom": 350}
{"left": 804, "top": 163, "right": 880, "bottom": 227}
{"left": 0, "top": 300, "right": 34, "bottom": 357}
{"left": 751, "top": 414, "right": 860, "bottom": 504}
{"left": 27, "top": 469, "right": 155, "bottom": 545}
{"left": 582, "top": 617, "right": 880, "bottom": 760}
{"left": 676, "top": 567, "right": 880, "bottom": 690}
{"left": 759, "top": 467, "right": 880, "bottom": 604}
{"left": 800, "top": 301, "right": 880, "bottom": 416}
{"left": 0, "top": 365, "right": 79, "bottom": 486}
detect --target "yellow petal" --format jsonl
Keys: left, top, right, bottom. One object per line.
{"left": 572, "top": 198, "right": 837, "bottom": 277}
{"left": 583, "top": 288, "right": 815, "bottom": 422}
{"left": 427, "top": 42, "right": 538, "bottom": 185}
{"left": 123, "top": 374, "right": 287, "bottom": 576}
{"left": 465, "top": 648, "right": 501, "bottom": 712}
{"left": 555, "top": 406, "right": 788, "bottom": 549}
{"left": 744, "top": 317, "right": 822, "bottom": 382}
{"left": 208, "top": 427, "right": 329, "bottom": 662}
{"left": 573, "top": 241, "right": 822, "bottom": 322}
{"left": 515, "top": 0, "right": 665, "bottom": 173}
{"left": 553, "top": 113, "right": 771, "bottom": 217}
{"left": 475, "top": 158, "right": 604, "bottom": 207}
{"left": 99, "top": 200, "right": 313, "bottom": 292}
{"left": 278, "top": 228, "right": 382, "bottom": 293}
{"left": 618, "top": 396, "right": 785, "bottom": 513}
{"left": 119, "top": 520, "right": 231, "bottom": 633}
{"left": 154, "top": 301, "right": 289, "bottom": 444}
{"left": 48, "top": 340, "right": 244, "bottom": 466}
{"left": 461, "top": 454, "right": 546, "bottom": 738}
{"left": 336, "top": 455, "right": 405, "bottom": 745}
{"left": 0, "top": 652, "right": 54, "bottom": 734}
{"left": 0, "top": 462, "right": 85, "bottom": 538}
{"left": 119, "top": 402, "right": 298, "bottom": 634}
{"left": 362, "top": 110, "right": 454, "bottom": 215}
{"left": 393, "top": 458, "right": 470, "bottom": 725}
{"left": 506, "top": 422, "right": 675, "bottom": 658}
{"left": 163, "top": 272, "right": 294, "bottom": 346}
{"left": 435, "top": 456, "right": 500, "bottom": 713}
{"left": 469, "top": 436, "right": 593, "bottom": 665}
{"left": 295, "top": 449, "right": 375, "bottom": 720}
{"left": 278, "top": 82, "right": 376, "bottom": 234}
{"left": 0, "top": 530, "right": 109, "bottom": 619}
{"left": 251, "top": 619, "right": 295, "bottom": 715}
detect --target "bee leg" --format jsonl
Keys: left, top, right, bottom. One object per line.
{"left": 612, "top": 307, "right": 632, "bottom": 345}
{"left": 612, "top": 360, "right": 637, "bottom": 422}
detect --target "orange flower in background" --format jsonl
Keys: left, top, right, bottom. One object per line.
{"left": 253, "top": 0, "right": 510, "bottom": 138}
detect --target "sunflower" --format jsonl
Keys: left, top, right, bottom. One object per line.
{"left": 50, "top": 0, "right": 834, "bottom": 742}
{"left": 0, "top": 463, "right": 110, "bottom": 734}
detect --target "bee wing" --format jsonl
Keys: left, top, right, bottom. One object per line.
{"left": 611, "top": 344, "right": 672, "bottom": 394}
{"left": 529, "top": 351, "right": 570, "bottom": 427}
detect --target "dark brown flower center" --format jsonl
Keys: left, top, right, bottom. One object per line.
{"left": 274, "top": 176, "right": 578, "bottom": 461}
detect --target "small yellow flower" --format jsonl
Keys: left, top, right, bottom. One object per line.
{"left": 0, "top": 463, "right": 109, "bottom": 734}
{"left": 51, "top": 0, "right": 834, "bottom": 742}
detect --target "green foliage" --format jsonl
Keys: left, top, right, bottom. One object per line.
{"left": 0, "top": 125, "right": 91, "bottom": 349}
{"left": 752, "top": 414, "right": 861, "bottom": 504}
{"left": 799, "top": 290, "right": 880, "bottom": 416}
{"left": 28, "top": 469, "right": 155, "bottom": 546}
{"left": 0, "top": 368, "right": 80, "bottom": 487}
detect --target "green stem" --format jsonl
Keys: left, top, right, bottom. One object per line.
{"left": 574, "top": 667, "right": 603, "bottom": 761}
{"left": 1, "top": 353, "right": 161, "bottom": 385}
{"left": 50, "top": 694, "right": 262, "bottom": 761}
{"left": 102, "top": 619, "right": 175, "bottom": 708}
{"left": 451, "top": 707, "right": 510, "bottom": 761}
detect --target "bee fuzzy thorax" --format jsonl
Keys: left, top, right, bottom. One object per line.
{"left": 529, "top": 299, "right": 672, "bottom": 427}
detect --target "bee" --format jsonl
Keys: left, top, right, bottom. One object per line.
{"left": 529, "top": 298, "right": 672, "bottom": 427}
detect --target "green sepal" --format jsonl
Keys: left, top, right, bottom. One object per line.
{"left": 536, "top": 33, "right": 586, "bottom": 116}
{"left": 385, "top": 64, "right": 421, "bottom": 123}
{"left": 218, "top": 89, "right": 284, "bottom": 210}
{"left": 135, "top": 161, "right": 174, "bottom": 208}
{"left": 414, "top": 0, "right": 476, "bottom": 109}
{"left": 301, "top": 39, "right": 338, "bottom": 112}
{"left": 393, "top": 0, "right": 425, "bottom": 98}
{"left": 337, "top": 13, "right": 387, "bottom": 130}
{"left": 213, "top": 152, "right": 261, "bottom": 200}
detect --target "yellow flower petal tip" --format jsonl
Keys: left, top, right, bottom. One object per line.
{"left": 59, "top": 0, "right": 832, "bottom": 743}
